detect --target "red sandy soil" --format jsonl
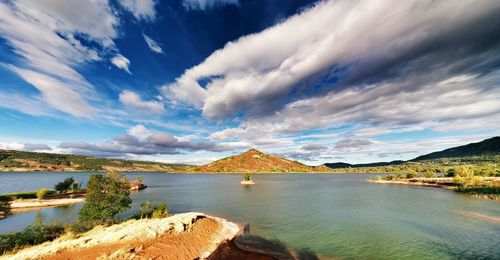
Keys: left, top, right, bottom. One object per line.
{"left": 42, "top": 218, "right": 224, "bottom": 260}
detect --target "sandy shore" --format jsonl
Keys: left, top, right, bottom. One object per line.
{"left": 9, "top": 198, "right": 85, "bottom": 209}
{"left": 2, "top": 212, "right": 239, "bottom": 260}
{"left": 369, "top": 178, "right": 457, "bottom": 190}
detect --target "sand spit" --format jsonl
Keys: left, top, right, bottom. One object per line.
{"left": 2, "top": 212, "right": 239, "bottom": 260}
{"left": 9, "top": 198, "right": 85, "bottom": 209}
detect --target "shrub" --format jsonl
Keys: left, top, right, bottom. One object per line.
{"left": 54, "top": 177, "right": 75, "bottom": 193}
{"left": 0, "top": 221, "right": 64, "bottom": 254}
{"left": 151, "top": 202, "right": 169, "bottom": 218}
{"left": 455, "top": 166, "right": 474, "bottom": 178}
{"left": 78, "top": 172, "right": 131, "bottom": 222}
{"left": 36, "top": 188, "right": 49, "bottom": 199}
{"left": 424, "top": 171, "right": 436, "bottom": 178}
{"left": 243, "top": 173, "right": 251, "bottom": 181}
{"left": 405, "top": 172, "right": 417, "bottom": 179}
{"left": 140, "top": 201, "right": 153, "bottom": 219}
{"left": 446, "top": 168, "right": 456, "bottom": 177}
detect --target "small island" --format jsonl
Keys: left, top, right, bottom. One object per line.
{"left": 240, "top": 173, "right": 255, "bottom": 185}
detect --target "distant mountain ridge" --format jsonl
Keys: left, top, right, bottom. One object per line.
{"left": 324, "top": 161, "right": 405, "bottom": 169}
{"left": 192, "top": 149, "right": 331, "bottom": 173}
{"left": 324, "top": 136, "right": 500, "bottom": 169}
{"left": 411, "top": 136, "right": 500, "bottom": 161}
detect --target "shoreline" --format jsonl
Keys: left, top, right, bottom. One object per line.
{"left": 368, "top": 179, "right": 456, "bottom": 190}
{"left": 1, "top": 212, "right": 239, "bottom": 260}
{"left": 369, "top": 177, "right": 499, "bottom": 200}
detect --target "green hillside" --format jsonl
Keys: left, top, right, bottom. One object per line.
{"left": 412, "top": 136, "right": 500, "bottom": 161}
{"left": 0, "top": 150, "right": 192, "bottom": 172}
{"left": 324, "top": 137, "right": 500, "bottom": 176}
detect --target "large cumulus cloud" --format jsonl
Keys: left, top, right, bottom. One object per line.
{"left": 163, "top": 0, "right": 500, "bottom": 124}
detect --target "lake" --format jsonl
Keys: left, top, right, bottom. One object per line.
{"left": 0, "top": 172, "right": 499, "bottom": 259}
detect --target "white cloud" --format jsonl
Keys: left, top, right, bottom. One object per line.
{"left": 0, "top": 142, "right": 52, "bottom": 152}
{"left": 0, "top": 0, "right": 126, "bottom": 117}
{"left": 111, "top": 54, "right": 132, "bottom": 74}
{"left": 143, "top": 34, "right": 163, "bottom": 53}
{"left": 7, "top": 65, "right": 96, "bottom": 117}
{"left": 209, "top": 71, "right": 500, "bottom": 147}
{"left": 164, "top": 0, "right": 500, "bottom": 120}
{"left": 182, "top": 0, "right": 239, "bottom": 11}
{"left": 119, "top": 90, "right": 164, "bottom": 113}
{"left": 128, "top": 124, "right": 151, "bottom": 139}
{"left": 118, "top": 0, "right": 157, "bottom": 21}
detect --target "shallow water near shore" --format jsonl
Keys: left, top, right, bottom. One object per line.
{"left": 1, "top": 172, "right": 499, "bottom": 259}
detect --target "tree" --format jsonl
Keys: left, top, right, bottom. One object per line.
{"left": 54, "top": 177, "right": 75, "bottom": 193}
{"left": 78, "top": 172, "right": 131, "bottom": 222}
{"left": 243, "top": 173, "right": 251, "bottom": 181}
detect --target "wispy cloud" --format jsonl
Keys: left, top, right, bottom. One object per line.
{"left": 7, "top": 66, "right": 97, "bottom": 117}
{"left": 0, "top": 1, "right": 122, "bottom": 117}
{"left": 119, "top": 90, "right": 164, "bottom": 114}
{"left": 182, "top": 0, "right": 239, "bottom": 11}
{"left": 118, "top": 0, "right": 157, "bottom": 21}
{"left": 143, "top": 34, "right": 163, "bottom": 53}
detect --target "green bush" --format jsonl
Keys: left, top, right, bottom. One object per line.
{"left": 424, "top": 171, "right": 436, "bottom": 178}
{"left": 385, "top": 174, "right": 396, "bottom": 181}
{"left": 0, "top": 222, "right": 64, "bottom": 254}
{"left": 243, "top": 173, "right": 251, "bottom": 181}
{"left": 140, "top": 201, "right": 153, "bottom": 219}
{"left": 36, "top": 188, "right": 50, "bottom": 199}
{"left": 0, "top": 192, "right": 37, "bottom": 202}
{"left": 405, "top": 172, "right": 417, "bottom": 179}
{"left": 151, "top": 202, "right": 169, "bottom": 218}
{"left": 446, "top": 168, "right": 456, "bottom": 177}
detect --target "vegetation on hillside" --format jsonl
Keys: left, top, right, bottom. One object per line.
{"left": 0, "top": 150, "right": 192, "bottom": 172}
{"left": 412, "top": 136, "right": 499, "bottom": 161}
{"left": 192, "top": 149, "right": 331, "bottom": 173}
{"left": 326, "top": 155, "right": 500, "bottom": 176}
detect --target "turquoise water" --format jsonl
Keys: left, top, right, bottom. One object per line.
{"left": 0, "top": 172, "right": 499, "bottom": 259}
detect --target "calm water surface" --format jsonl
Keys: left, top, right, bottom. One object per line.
{"left": 0, "top": 172, "right": 499, "bottom": 259}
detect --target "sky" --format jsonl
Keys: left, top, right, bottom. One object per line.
{"left": 0, "top": 0, "right": 499, "bottom": 165}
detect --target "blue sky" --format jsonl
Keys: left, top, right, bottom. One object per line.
{"left": 0, "top": 0, "right": 499, "bottom": 165}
